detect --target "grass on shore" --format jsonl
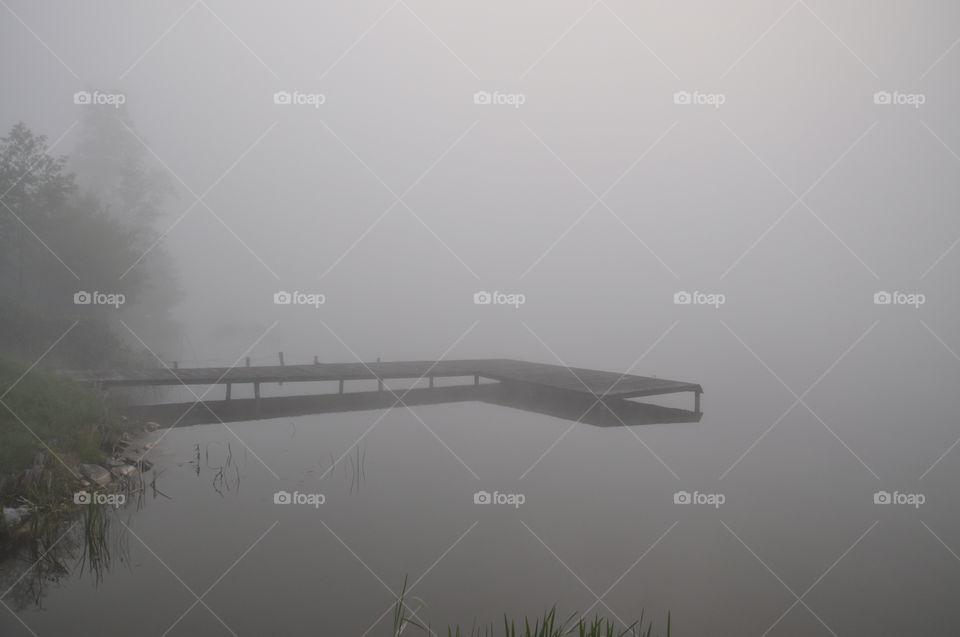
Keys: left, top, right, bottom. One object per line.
{"left": 0, "top": 354, "right": 126, "bottom": 544}
{"left": 0, "top": 356, "right": 109, "bottom": 476}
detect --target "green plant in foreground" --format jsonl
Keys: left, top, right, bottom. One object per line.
{"left": 393, "top": 575, "right": 425, "bottom": 635}
{"left": 392, "top": 577, "right": 671, "bottom": 637}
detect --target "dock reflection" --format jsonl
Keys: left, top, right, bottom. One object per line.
{"left": 129, "top": 382, "right": 702, "bottom": 428}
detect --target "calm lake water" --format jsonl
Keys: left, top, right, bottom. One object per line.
{"left": 3, "top": 320, "right": 960, "bottom": 636}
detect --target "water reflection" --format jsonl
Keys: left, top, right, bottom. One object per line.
{"left": 0, "top": 501, "right": 133, "bottom": 611}
{"left": 0, "top": 433, "right": 262, "bottom": 614}
{"left": 131, "top": 383, "right": 702, "bottom": 429}
{"left": 343, "top": 445, "right": 366, "bottom": 495}
{"left": 487, "top": 384, "right": 702, "bottom": 427}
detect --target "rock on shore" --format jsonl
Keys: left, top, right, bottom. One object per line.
{"left": 78, "top": 464, "right": 112, "bottom": 487}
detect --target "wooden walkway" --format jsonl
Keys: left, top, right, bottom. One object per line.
{"left": 62, "top": 358, "right": 702, "bottom": 413}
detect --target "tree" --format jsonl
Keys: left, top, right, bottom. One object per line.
{"left": 0, "top": 123, "right": 76, "bottom": 299}
{"left": 70, "top": 107, "right": 172, "bottom": 226}
{"left": 0, "top": 119, "right": 180, "bottom": 368}
{"left": 69, "top": 110, "right": 181, "bottom": 358}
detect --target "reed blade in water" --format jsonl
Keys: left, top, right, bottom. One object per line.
{"left": 392, "top": 577, "right": 669, "bottom": 636}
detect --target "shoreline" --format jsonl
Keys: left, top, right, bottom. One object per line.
{"left": 0, "top": 417, "right": 163, "bottom": 546}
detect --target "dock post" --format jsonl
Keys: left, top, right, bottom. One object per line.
{"left": 173, "top": 361, "right": 178, "bottom": 370}
{"left": 245, "top": 357, "right": 250, "bottom": 367}
{"left": 314, "top": 355, "right": 318, "bottom": 365}
{"left": 226, "top": 383, "right": 232, "bottom": 401}
{"left": 694, "top": 390, "right": 701, "bottom": 414}
{"left": 254, "top": 381, "right": 260, "bottom": 405}
{"left": 429, "top": 376, "right": 434, "bottom": 389}
{"left": 376, "top": 358, "right": 382, "bottom": 393}
{"left": 279, "top": 352, "right": 284, "bottom": 366}
{"left": 338, "top": 379, "right": 344, "bottom": 394}
{"left": 474, "top": 374, "right": 479, "bottom": 386}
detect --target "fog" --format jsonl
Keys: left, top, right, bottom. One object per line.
{"left": 2, "top": 1, "right": 960, "bottom": 634}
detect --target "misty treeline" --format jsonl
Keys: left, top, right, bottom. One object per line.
{"left": 0, "top": 109, "right": 180, "bottom": 369}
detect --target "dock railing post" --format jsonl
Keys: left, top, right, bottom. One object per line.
{"left": 474, "top": 374, "right": 479, "bottom": 386}
{"left": 339, "top": 379, "right": 344, "bottom": 394}
{"left": 376, "top": 357, "right": 382, "bottom": 393}
{"left": 245, "top": 357, "right": 250, "bottom": 367}
{"left": 694, "top": 390, "right": 701, "bottom": 414}
{"left": 226, "top": 383, "right": 231, "bottom": 401}
{"left": 254, "top": 381, "right": 261, "bottom": 411}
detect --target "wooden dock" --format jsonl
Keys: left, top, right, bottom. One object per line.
{"left": 62, "top": 358, "right": 703, "bottom": 417}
